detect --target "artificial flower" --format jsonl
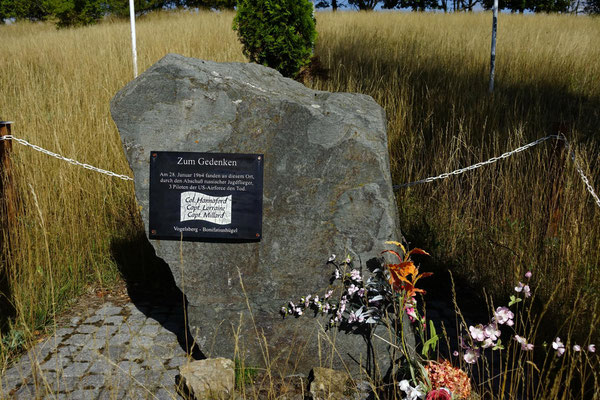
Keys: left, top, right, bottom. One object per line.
{"left": 484, "top": 324, "right": 501, "bottom": 341}
{"left": 425, "top": 360, "right": 471, "bottom": 399}
{"left": 552, "top": 337, "right": 565, "bottom": 356}
{"left": 464, "top": 348, "right": 480, "bottom": 364}
{"left": 588, "top": 344, "right": 596, "bottom": 353}
{"left": 469, "top": 325, "right": 486, "bottom": 342}
{"left": 426, "top": 388, "right": 451, "bottom": 400}
{"left": 494, "top": 307, "right": 514, "bottom": 326}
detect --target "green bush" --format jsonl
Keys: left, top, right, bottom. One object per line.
{"left": 233, "top": 0, "right": 317, "bottom": 78}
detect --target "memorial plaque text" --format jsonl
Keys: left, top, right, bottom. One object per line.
{"left": 149, "top": 151, "right": 263, "bottom": 241}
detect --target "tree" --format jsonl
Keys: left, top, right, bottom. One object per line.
{"left": 585, "top": 0, "right": 600, "bottom": 12}
{"left": 383, "top": 0, "right": 442, "bottom": 11}
{"left": 0, "top": 0, "right": 54, "bottom": 21}
{"left": 233, "top": 0, "right": 317, "bottom": 78}
{"left": 53, "top": 0, "right": 104, "bottom": 27}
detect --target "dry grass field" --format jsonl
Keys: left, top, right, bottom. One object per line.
{"left": 0, "top": 10, "right": 599, "bottom": 398}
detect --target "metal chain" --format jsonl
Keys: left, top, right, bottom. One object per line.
{"left": 1, "top": 133, "right": 598, "bottom": 208}
{"left": 394, "top": 134, "right": 600, "bottom": 209}
{"left": 0, "top": 135, "right": 133, "bottom": 181}
{"left": 561, "top": 136, "right": 600, "bottom": 209}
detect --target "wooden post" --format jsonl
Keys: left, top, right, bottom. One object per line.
{"left": 0, "top": 121, "right": 16, "bottom": 323}
{"left": 0, "top": 121, "right": 16, "bottom": 233}
{"left": 489, "top": 0, "right": 498, "bottom": 93}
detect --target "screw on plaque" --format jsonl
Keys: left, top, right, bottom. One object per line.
{"left": 151, "top": 229, "right": 157, "bottom": 234}
{"left": 256, "top": 233, "right": 260, "bottom": 238}
{"left": 152, "top": 153, "right": 157, "bottom": 158}
{"left": 258, "top": 156, "right": 261, "bottom": 161}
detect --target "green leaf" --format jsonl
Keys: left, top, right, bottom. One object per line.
{"left": 508, "top": 295, "right": 522, "bottom": 307}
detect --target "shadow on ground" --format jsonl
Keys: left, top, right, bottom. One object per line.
{"left": 110, "top": 231, "right": 205, "bottom": 360}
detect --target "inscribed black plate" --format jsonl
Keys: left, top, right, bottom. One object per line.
{"left": 149, "top": 151, "right": 263, "bottom": 241}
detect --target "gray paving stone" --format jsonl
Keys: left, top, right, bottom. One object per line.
{"left": 123, "top": 347, "right": 145, "bottom": 361}
{"left": 139, "top": 324, "right": 161, "bottom": 336}
{"left": 140, "top": 357, "right": 164, "bottom": 371}
{"left": 167, "top": 356, "right": 188, "bottom": 369}
{"left": 160, "top": 369, "right": 178, "bottom": 389}
{"left": 40, "top": 355, "right": 69, "bottom": 371}
{"left": 13, "top": 383, "right": 35, "bottom": 398}
{"left": 98, "top": 386, "right": 128, "bottom": 400}
{"left": 61, "top": 362, "right": 90, "bottom": 378}
{"left": 67, "top": 388, "right": 102, "bottom": 400}
{"left": 64, "top": 334, "right": 88, "bottom": 347}
{"left": 101, "top": 344, "right": 127, "bottom": 360}
{"left": 108, "top": 333, "right": 130, "bottom": 346}
{"left": 84, "top": 315, "right": 104, "bottom": 324}
{"left": 1, "top": 299, "right": 195, "bottom": 400}
{"left": 79, "top": 373, "right": 106, "bottom": 390}
{"left": 87, "top": 359, "right": 112, "bottom": 375}
{"left": 77, "top": 324, "right": 99, "bottom": 334}
{"left": 82, "top": 339, "right": 106, "bottom": 351}
{"left": 95, "top": 304, "right": 123, "bottom": 317}
{"left": 155, "top": 387, "right": 177, "bottom": 400}
{"left": 130, "top": 335, "right": 154, "bottom": 349}
{"left": 155, "top": 330, "right": 177, "bottom": 341}
{"left": 148, "top": 344, "right": 178, "bottom": 359}
{"left": 53, "top": 327, "right": 74, "bottom": 338}
{"left": 104, "top": 315, "right": 125, "bottom": 325}
{"left": 117, "top": 360, "right": 143, "bottom": 376}
{"left": 72, "top": 349, "right": 96, "bottom": 363}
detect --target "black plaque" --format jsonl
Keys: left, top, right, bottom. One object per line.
{"left": 149, "top": 151, "right": 263, "bottom": 241}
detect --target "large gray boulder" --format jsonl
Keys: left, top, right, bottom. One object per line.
{"left": 111, "top": 54, "right": 402, "bottom": 376}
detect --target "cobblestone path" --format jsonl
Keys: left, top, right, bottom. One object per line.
{"left": 0, "top": 293, "right": 192, "bottom": 400}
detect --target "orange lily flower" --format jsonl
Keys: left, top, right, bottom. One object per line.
{"left": 382, "top": 242, "right": 432, "bottom": 296}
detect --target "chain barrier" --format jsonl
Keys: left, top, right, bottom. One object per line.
{"left": 1, "top": 133, "right": 598, "bottom": 208}
{"left": 0, "top": 135, "right": 133, "bottom": 181}
{"left": 393, "top": 134, "right": 600, "bottom": 209}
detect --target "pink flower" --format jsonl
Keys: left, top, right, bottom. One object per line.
{"left": 464, "top": 348, "right": 480, "bottom": 364}
{"left": 324, "top": 290, "right": 333, "bottom": 299}
{"left": 525, "top": 271, "right": 532, "bottom": 279}
{"left": 453, "top": 351, "right": 459, "bottom": 357}
{"left": 347, "top": 284, "right": 359, "bottom": 296}
{"left": 553, "top": 337, "right": 565, "bottom": 356}
{"left": 588, "top": 344, "right": 596, "bottom": 353}
{"left": 484, "top": 324, "right": 501, "bottom": 341}
{"left": 328, "top": 254, "right": 336, "bottom": 262}
{"left": 523, "top": 285, "right": 531, "bottom": 298}
{"left": 494, "top": 307, "right": 514, "bottom": 325}
{"left": 515, "top": 282, "right": 524, "bottom": 292}
{"left": 358, "top": 288, "right": 365, "bottom": 297}
{"left": 350, "top": 269, "right": 362, "bottom": 282}
{"left": 481, "top": 338, "right": 495, "bottom": 348}
{"left": 573, "top": 344, "right": 581, "bottom": 352}
{"left": 514, "top": 335, "right": 534, "bottom": 351}
{"left": 469, "top": 325, "right": 486, "bottom": 342}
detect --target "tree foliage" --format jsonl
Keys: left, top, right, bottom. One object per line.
{"left": 233, "top": 0, "right": 317, "bottom": 78}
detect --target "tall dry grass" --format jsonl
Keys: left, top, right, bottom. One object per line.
{"left": 0, "top": 10, "right": 245, "bottom": 358}
{"left": 0, "top": 9, "right": 599, "bottom": 397}
{"left": 311, "top": 11, "right": 600, "bottom": 342}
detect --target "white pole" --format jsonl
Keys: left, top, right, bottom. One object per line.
{"left": 129, "top": 0, "right": 138, "bottom": 78}
{"left": 488, "top": 0, "right": 498, "bottom": 93}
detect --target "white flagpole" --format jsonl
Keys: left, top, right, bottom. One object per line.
{"left": 488, "top": 0, "right": 498, "bottom": 93}
{"left": 129, "top": 0, "right": 138, "bottom": 78}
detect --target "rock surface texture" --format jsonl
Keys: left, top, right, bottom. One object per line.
{"left": 178, "top": 358, "right": 234, "bottom": 399}
{"left": 111, "top": 54, "right": 402, "bottom": 374}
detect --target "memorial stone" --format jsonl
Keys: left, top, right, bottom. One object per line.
{"left": 111, "top": 54, "right": 404, "bottom": 375}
